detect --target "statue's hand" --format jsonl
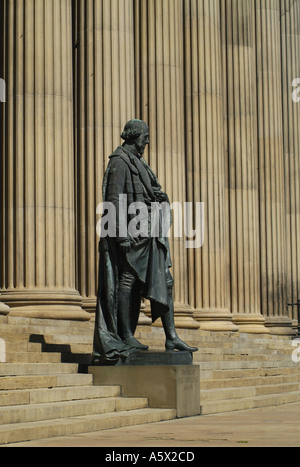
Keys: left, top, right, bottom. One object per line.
{"left": 119, "top": 239, "right": 131, "bottom": 254}
{"left": 155, "top": 190, "right": 170, "bottom": 204}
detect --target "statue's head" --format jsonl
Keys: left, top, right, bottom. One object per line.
{"left": 121, "top": 119, "right": 149, "bottom": 156}
{"left": 121, "top": 119, "right": 149, "bottom": 142}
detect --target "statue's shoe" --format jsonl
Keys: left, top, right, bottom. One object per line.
{"left": 166, "top": 338, "right": 198, "bottom": 353}
{"left": 124, "top": 336, "right": 149, "bottom": 351}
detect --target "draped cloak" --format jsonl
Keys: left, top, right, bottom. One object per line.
{"left": 92, "top": 146, "right": 174, "bottom": 365}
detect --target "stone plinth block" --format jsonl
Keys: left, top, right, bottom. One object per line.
{"left": 89, "top": 363, "right": 200, "bottom": 419}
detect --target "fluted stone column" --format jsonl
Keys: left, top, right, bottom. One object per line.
{"left": 134, "top": 0, "right": 199, "bottom": 329}
{"left": 256, "top": 0, "right": 291, "bottom": 335}
{"left": 0, "top": 1, "right": 10, "bottom": 316}
{"left": 73, "top": 0, "right": 136, "bottom": 314}
{"left": 0, "top": 0, "right": 88, "bottom": 320}
{"left": 221, "top": 0, "right": 268, "bottom": 333}
{"left": 183, "top": 0, "right": 237, "bottom": 332}
{"left": 281, "top": 0, "right": 300, "bottom": 330}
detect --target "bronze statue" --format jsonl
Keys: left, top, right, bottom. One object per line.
{"left": 92, "top": 119, "right": 198, "bottom": 365}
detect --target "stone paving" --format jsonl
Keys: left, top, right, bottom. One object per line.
{"left": 7, "top": 402, "right": 300, "bottom": 448}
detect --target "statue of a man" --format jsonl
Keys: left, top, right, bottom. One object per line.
{"left": 92, "top": 119, "right": 198, "bottom": 365}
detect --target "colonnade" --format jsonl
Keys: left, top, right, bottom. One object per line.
{"left": 0, "top": 0, "right": 299, "bottom": 335}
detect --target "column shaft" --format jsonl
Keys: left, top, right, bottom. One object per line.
{"left": 73, "top": 0, "right": 136, "bottom": 313}
{"left": 134, "top": 0, "right": 199, "bottom": 329}
{"left": 0, "top": 1, "right": 10, "bottom": 315}
{"left": 0, "top": 0, "right": 87, "bottom": 320}
{"left": 184, "top": 0, "right": 237, "bottom": 331}
{"left": 221, "top": 0, "right": 267, "bottom": 333}
{"left": 281, "top": 0, "right": 300, "bottom": 330}
{"left": 256, "top": 0, "right": 291, "bottom": 334}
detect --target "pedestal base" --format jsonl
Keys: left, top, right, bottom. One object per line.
{"left": 89, "top": 357, "right": 200, "bottom": 418}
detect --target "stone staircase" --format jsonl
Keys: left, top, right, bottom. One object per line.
{"left": 196, "top": 336, "right": 300, "bottom": 415}
{"left": 136, "top": 325, "right": 300, "bottom": 415}
{"left": 0, "top": 316, "right": 176, "bottom": 445}
{"left": 0, "top": 314, "right": 300, "bottom": 445}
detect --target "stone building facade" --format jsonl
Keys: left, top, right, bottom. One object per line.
{"left": 0, "top": 0, "right": 299, "bottom": 336}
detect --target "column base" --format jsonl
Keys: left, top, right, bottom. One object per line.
{"left": 165, "top": 303, "right": 201, "bottom": 330}
{"left": 0, "top": 300, "right": 10, "bottom": 316}
{"left": 194, "top": 309, "right": 239, "bottom": 332}
{"left": 138, "top": 312, "right": 152, "bottom": 326}
{"left": 82, "top": 297, "right": 96, "bottom": 315}
{"left": 138, "top": 300, "right": 152, "bottom": 326}
{"left": 233, "top": 313, "right": 270, "bottom": 334}
{"left": 265, "top": 316, "right": 295, "bottom": 336}
{"left": 0, "top": 289, "right": 90, "bottom": 321}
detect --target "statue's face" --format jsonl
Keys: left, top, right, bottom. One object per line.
{"left": 135, "top": 126, "right": 150, "bottom": 156}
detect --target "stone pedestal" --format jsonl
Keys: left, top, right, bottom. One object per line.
{"left": 89, "top": 359, "right": 200, "bottom": 419}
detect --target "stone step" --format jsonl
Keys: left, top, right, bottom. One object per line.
{"left": 195, "top": 353, "right": 289, "bottom": 363}
{"left": 0, "top": 385, "right": 121, "bottom": 407}
{"left": 0, "top": 397, "right": 149, "bottom": 425}
{"left": 2, "top": 314, "right": 293, "bottom": 347}
{"left": 0, "top": 374, "right": 93, "bottom": 391}
{"left": 137, "top": 339, "right": 293, "bottom": 355}
{"left": 200, "top": 373, "right": 300, "bottom": 389}
{"left": 0, "top": 332, "right": 33, "bottom": 343}
{"left": 4, "top": 342, "right": 42, "bottom": 353}
{"left": 1, "top": 321, "right": 294, "bottom": 359}
{"left": 33, "top": 334, "right": 93, "bottom": 345}
{"left": 1, "top": 316, "right": 95, "bottom": 331}
{"left": 200, "top": 382, "right": 300, "bottom": 403}
{"left": 201, "top": 365, "right": 300, "bottom": 380}
{"left": 140, "top": 326, "right": 291, "bottom": 344}
{"left": 0, "top": 408, "right": 177, "bottom": 446}
{"left": 5, "top": 352, "right": 62, "bottom": 364}
{"left": 0, "top": 325, "right": 92, "bottom": 340}
{"left": 0, "top": 363, "right": 79, "bottom": 376}
{"left": 196, "top": 360, "right": 299, "bottom": 371}
{"left": 201, "top": 391, "right": 300, "bottom": 415}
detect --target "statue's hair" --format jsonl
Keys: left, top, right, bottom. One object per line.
{"left": 121, "top": 119, "right": 149, "bottom": 142}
